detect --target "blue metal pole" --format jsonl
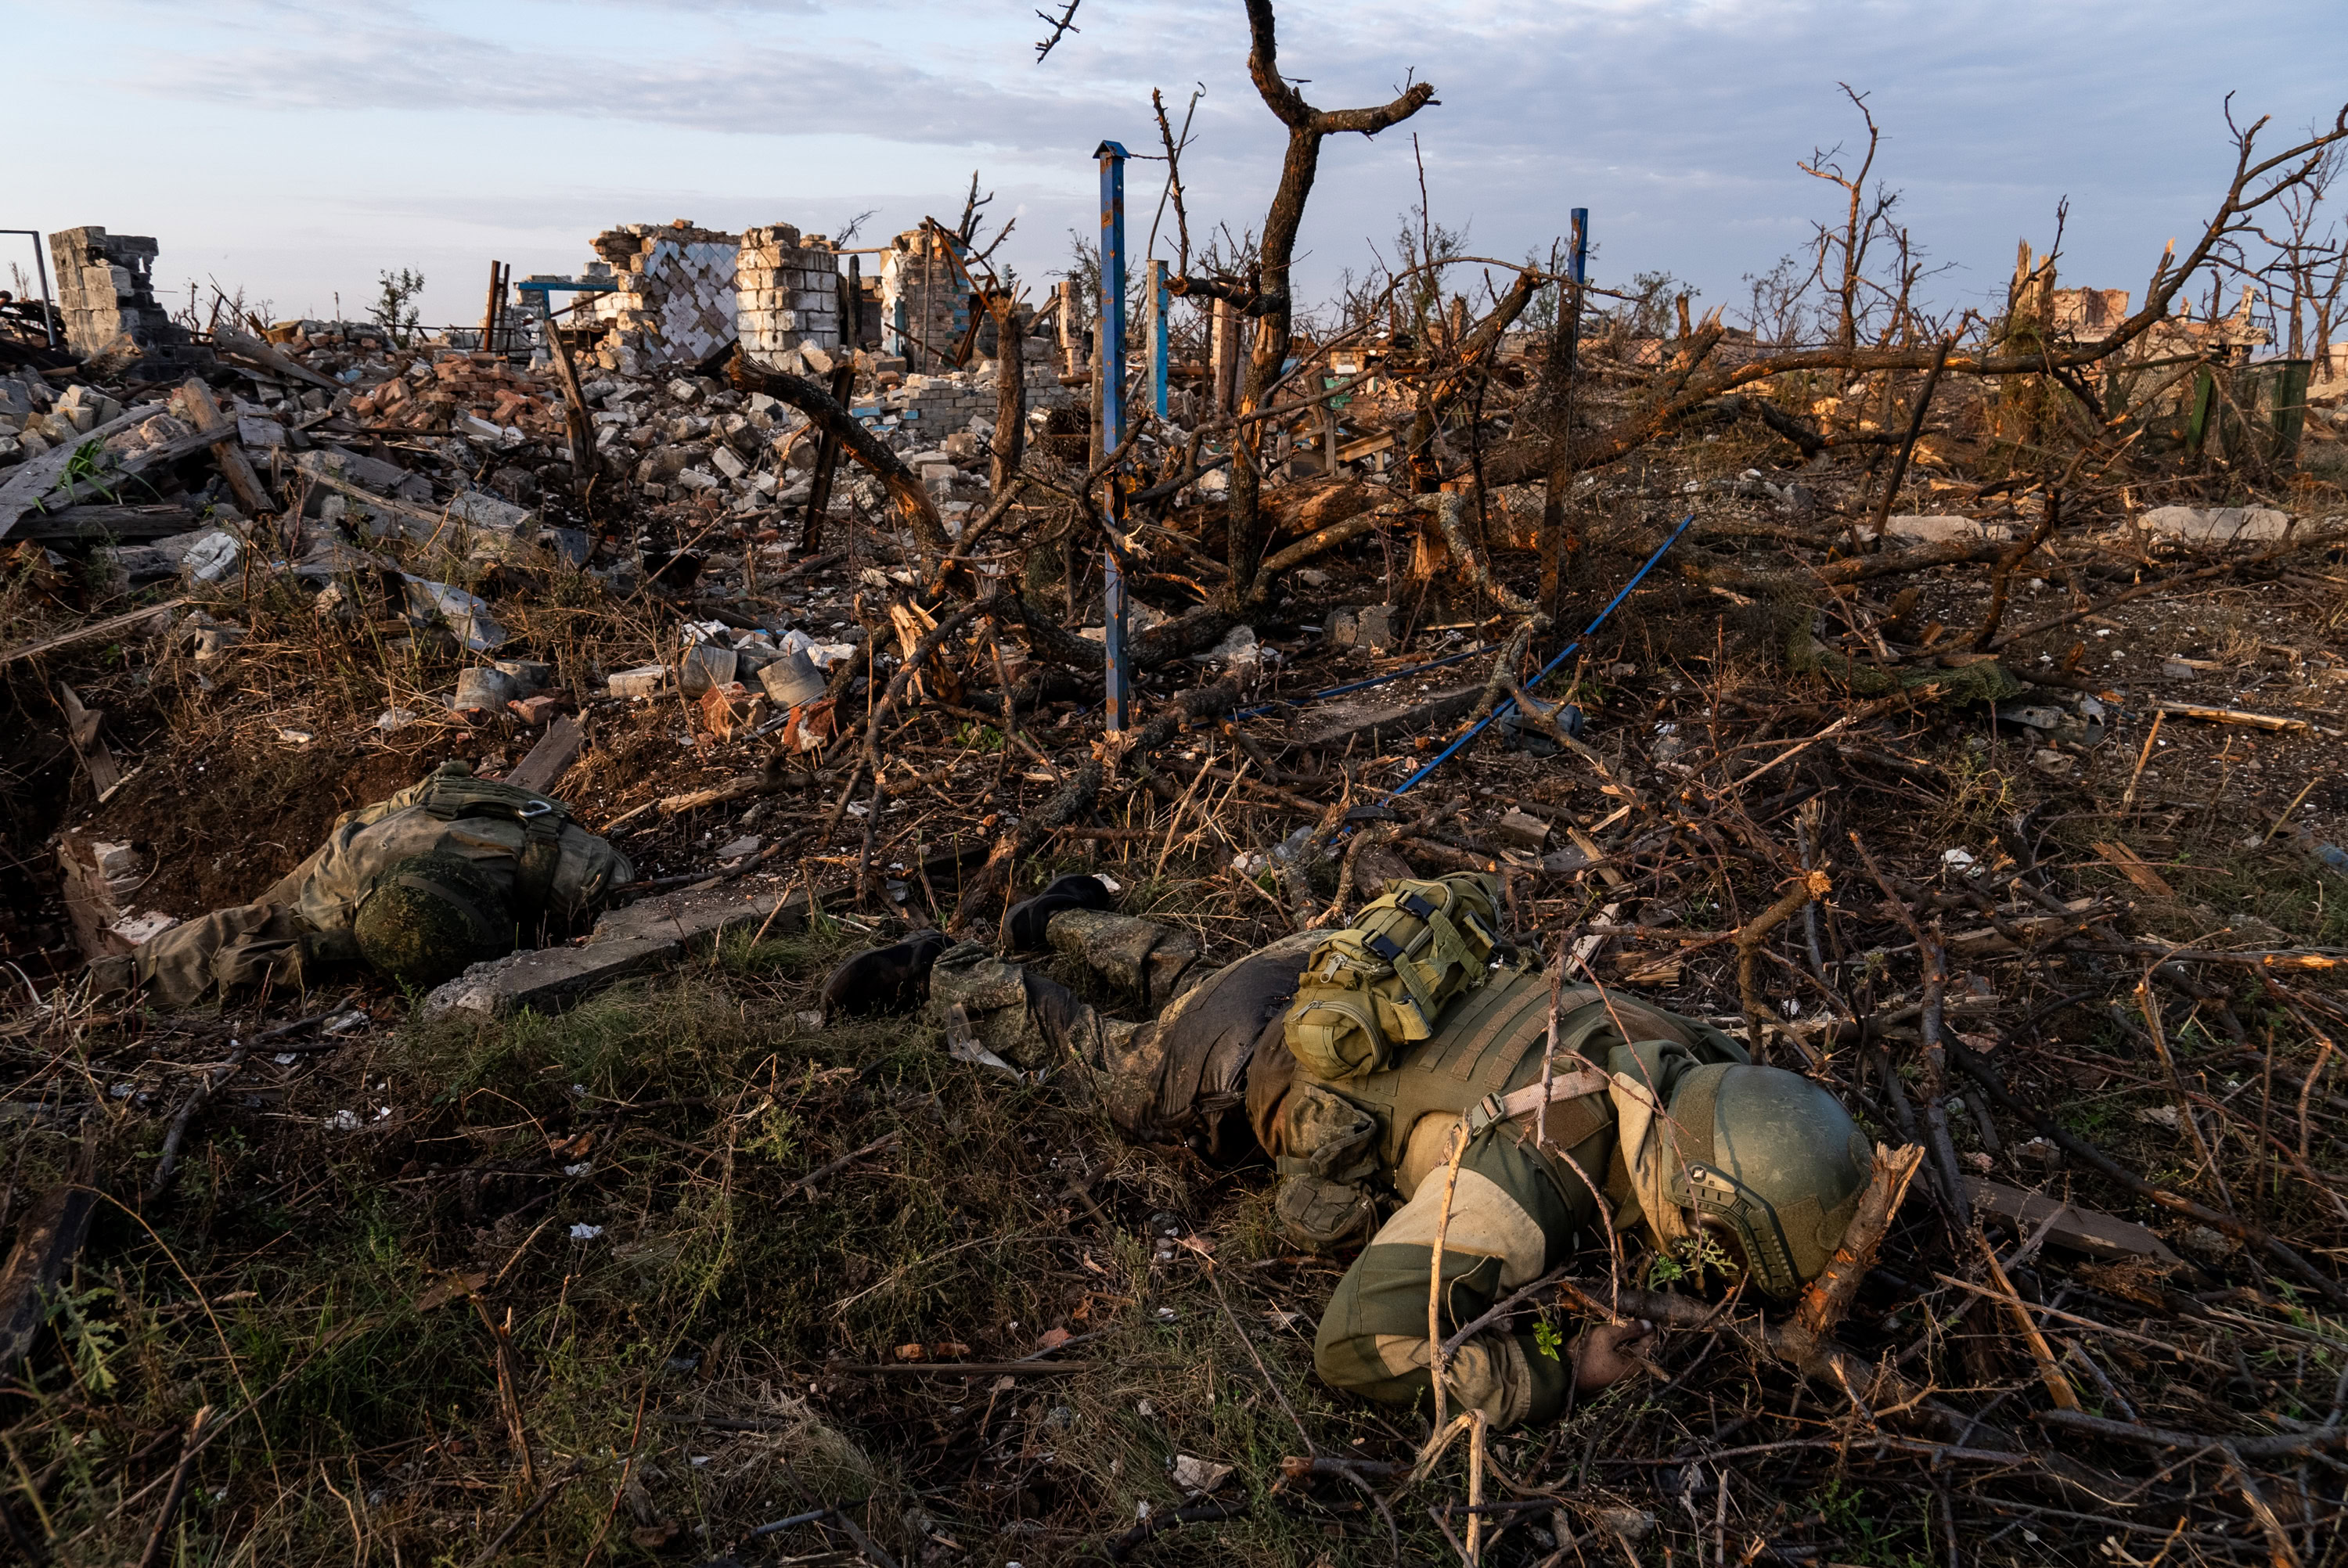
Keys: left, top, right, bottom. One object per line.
{"left": 1386, "top": 511, "right": 1696, "bottom": 800}
{"left": 1096, "top": 140, "right": 1132, "bottom": 732}
{"left": 1569, "top": 207, "right": 1588, "bottom": 290}
{"left": 1145, "top": 258, "right": 1169, "bottom": 420}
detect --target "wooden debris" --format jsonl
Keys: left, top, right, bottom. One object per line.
{"left": 1965, "top": 1177, "right": 2183, "bottom": 1266}
{"left": 504, "top": 714, "right": 586, "bottom": 793}
{"left": 0, "top": 1145, "right": 98, "bottom": 1373}
{"left": 2091, "top": 839, "right": 2176, "bottom": 897}
{"left": 2154, "top": 700, "right": 2313, "bottom": 733}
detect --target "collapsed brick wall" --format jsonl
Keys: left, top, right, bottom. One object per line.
{"left": 879, "top": 230, "right": 968, "bottom": 372}
{"left": 46, "top": 226, "right": 200, "bottom": 365}
{"left": 735, "top": 225, "right": 842, "bottom": 367}
{"left": 582, "top": 222, "right": 741, "bottom": 372}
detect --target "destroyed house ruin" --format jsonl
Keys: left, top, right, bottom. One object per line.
{"left": 45, "top": 225, "right": 203, "bottom": 368}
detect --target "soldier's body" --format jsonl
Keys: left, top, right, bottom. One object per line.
{"left": 832, "top": 873, "right": 1871, "bottom": 1428}
{"left": 94, "top": 761, "right": 633, "bottom": 1007}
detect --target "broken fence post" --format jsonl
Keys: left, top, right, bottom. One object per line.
{"left": 1145, "top": 257, "right": 1169, "bottom": 421}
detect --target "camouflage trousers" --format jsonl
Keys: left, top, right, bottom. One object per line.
{"left": 922, "top": 908, "right": 1203, "bottom": 1074}
{"left": 924, "top": 913, "right": 1314, "bottom": 1159}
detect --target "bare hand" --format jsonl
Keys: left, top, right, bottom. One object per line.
{"left": 1571, "top": 1319, "right": 1654, "bottom": 1392}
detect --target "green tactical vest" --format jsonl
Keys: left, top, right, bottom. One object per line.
{"left": 1266, "top": 970, "right": 1744, "bottom": 1250}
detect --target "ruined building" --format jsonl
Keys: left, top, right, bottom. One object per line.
{"left": 45, "top": 226, "right": 202, "bottom": 367}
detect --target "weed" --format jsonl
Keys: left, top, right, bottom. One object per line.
{"left": 954, "top": 719, "right": 1006, "bottom": 751}
{"left": 47, "top": 1283, "right": 124, "bottom": 1397}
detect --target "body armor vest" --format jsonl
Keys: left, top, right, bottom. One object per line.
{"left": 1262, "top": 969, "right": 1743, "bottom": 1250}
{"left": 1266, "top": 970, "right": 1698, "bottom": 1248}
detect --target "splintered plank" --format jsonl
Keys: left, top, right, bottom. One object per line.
{"left": 504, "top": 714, "right": 585, "bottom": 793}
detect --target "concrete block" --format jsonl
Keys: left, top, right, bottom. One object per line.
{"left": 759, "top": 649, "right": 826, "bottom": 707}
{"left": 607, "top": 662, "right": 670, "bottom": 698}
{"left": 1495, "top": 808, "right": 1552, "bottom": 851}
{"left": 452, "top": 667, "right": 517, "bottom": 711}
{"left": 679, "top": 642, "right": 737, "bottom": 694}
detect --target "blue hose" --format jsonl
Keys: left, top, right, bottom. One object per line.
{"left": 1386, "top": 511, "right": 1698, "bottom": 800}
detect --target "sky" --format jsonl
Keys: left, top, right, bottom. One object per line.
{"left": 7, "top": 0, "right": 2346, "bottom": 336}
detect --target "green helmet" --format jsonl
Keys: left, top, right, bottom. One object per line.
{"left": 351, "top": 854, "right": 515, "bottom": 987}
{"left": 1663, "top": 1064, "right": 1873, "bottom": 1298}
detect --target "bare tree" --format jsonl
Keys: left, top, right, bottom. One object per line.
{"left": 1478, "top": 100, "right": 2348, "bottom": 491}
{"left": 1799, "top": 86, "right": 1898, "bottom": 354}
{"left": 1204, "top": 0, "right": 1437, "bottom": 610}
{"left": 2250, "top": 135, "right": 2343, "bottom": 362}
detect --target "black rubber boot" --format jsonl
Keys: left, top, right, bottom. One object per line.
{"left": 1004, "top": 873, "right": 1114, "bottom": 951}
{"left": 819, "top": 928, "right": 949, "bottom": 1020}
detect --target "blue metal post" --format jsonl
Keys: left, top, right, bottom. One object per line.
{"left": 1144, "top": 258, "right": 1169, "bottom": 420}
{"left": 1569, "top": 207, "right": 1588, "bottom": 289}
{"left": 1096, "top": 139, "right": 1132, "bottom": 732}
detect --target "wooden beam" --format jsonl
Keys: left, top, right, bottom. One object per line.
{"left": 171, "top": 376, "right": 275, "bottom": 516}
{"left": 9, "top": 503, "right": 196, "bottom": 542}
{"left": 504, "top": 714, "right": 585, "bottom": 793}
{"left": 2, "top": 596, "right": 189, "bottom": 669}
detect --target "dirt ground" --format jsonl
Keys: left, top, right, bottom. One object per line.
{"left": 6, "top": 342, "right": 2348, "bottom": 1566}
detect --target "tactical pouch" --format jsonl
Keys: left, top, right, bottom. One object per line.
{"left": 1273, "top": 1083, "right": 1382, "bottom": 1250}
{"left": 1282, "top": 874, "right": 1500, "bottom": 1080}
{"left": 1275, "top": 1175, "right": 1378, "bottom": 1251}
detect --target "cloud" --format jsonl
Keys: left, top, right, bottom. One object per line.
{"left": 55, "top": 0, "right": 2348, "bottom": 322}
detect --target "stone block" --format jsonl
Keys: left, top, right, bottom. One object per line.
{"left": 1495, "top": 808, "right": 1552, "bottom": 851}
{"left": 2140, "top": 505, "right": 2292, "bottom": 545}
{"left": 1883, "top": 515, "right": 2012, "bottom": 545}
{"left": 607, "top": 662, "right": 670, "bottom": 698}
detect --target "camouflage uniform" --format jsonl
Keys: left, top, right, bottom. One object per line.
{"left": 105, "top": 764, "right": 632, "bottom": 1007}
{"left": 927, "top": 914, "right": 1777, "bottom": 1430}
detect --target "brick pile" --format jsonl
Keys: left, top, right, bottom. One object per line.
{"left": 735, "top": 225, "right": 843, "bottom": 365}
{"left": 347, "top": 353, "right": 567, "bottom": 441}
{"left": 582, "top": 221, "right": 742, "bottom": 371}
